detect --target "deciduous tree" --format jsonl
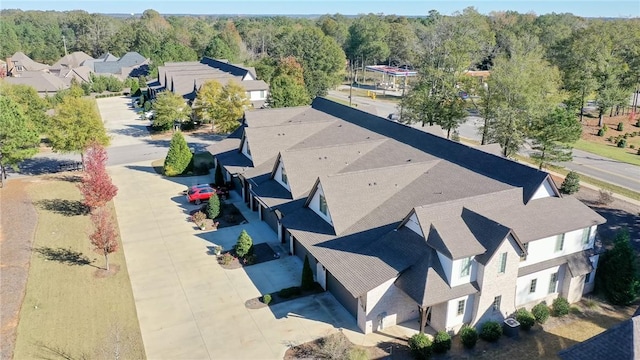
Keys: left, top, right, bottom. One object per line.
{"left": 89, "top": 208, "right": 119, "bottom": 271}
{"left": 78, "top": 143, "right": 118, "bottom": 211}
{"left": 268, "top": 57, "right": 311, "bottom": 107}
{"left": 0, "top": 96, "right": 39, "bottom": 186}
{"left": 48, "top": 96, "right": 109, "bottom": 162}
{"left": 217, "top": 81, "right": 250, "bottom": 133}
{"left": 152, "top": 91, "right": 189, "bottom": 131}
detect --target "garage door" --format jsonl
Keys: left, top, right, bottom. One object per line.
{"left": 327, "top": 271, "right": 358, "bottom": 317}
{"left": 262, "top": 206, "right": 278, "bottom": 232}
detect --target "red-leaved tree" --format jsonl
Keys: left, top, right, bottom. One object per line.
{"left": 78, "top": 143, "right": 118, "bottom": 211}
{"left": 89, "top": 208, "right": 119, "bottom": 271}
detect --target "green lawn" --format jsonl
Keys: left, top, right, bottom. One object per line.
{"left": 13, "top": 177, "right": 145, "bottom": 359}
{"left": 573, "top": 139, "right": 640, "bottom": 166}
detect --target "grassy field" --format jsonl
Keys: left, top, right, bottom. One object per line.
{"left": 573, "top": 139, "right": 640, "bottom": 166}
{"left": 13, "top": 177, "right": 145, "bottom": 359}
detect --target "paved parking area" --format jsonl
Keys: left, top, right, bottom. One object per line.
{"left": 109, "top": 163, "right": 358, "bottom": 359}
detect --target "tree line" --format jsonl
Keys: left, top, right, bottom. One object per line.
{"left": 1, "top": 8, "right": 639, "bottom": 163}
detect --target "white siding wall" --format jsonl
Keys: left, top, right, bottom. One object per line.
{"left": 445, "top": 295, "right": 474, "bottom": 331}
{"left": 405, "top": 213, "right": 423, "bottom": 237}
{"left": 358, "top": 279, "right": 418, "bottom": 334}
{"left": 309, "top": 183, "right": 333, "bottom": 225}
{"left": 583, "top": 254, "right": 599, "bottom": 294}
{"left": 530, "top": 178, "right": 557, "bottom": 200}
{"left": 437, "top": 252, "right": 477, "bottom": 287}
{"left": 519, "top": 227, "right": 593, "bottom": 267}
{"left": 241, "top": 139, "right": 252, "bottom": 160}
{"left": 248, "top": 90, "right": 267, "bottom": 101}
{"left": 515, "top": 265, "right": 564, "bottom": 306}
{"left": 274, "top": 159, "right": 290, "bottom": 191}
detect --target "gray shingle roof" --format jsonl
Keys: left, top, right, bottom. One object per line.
{"left": 4, "top": 71, "right": 68, "bottom": 93}
{"left": 396, "top": 247, "right": 480, "bottom": 307}
{"left": 558, "top": 315, "right": 640, "bottom": 360}
{"left": 315, "top": 161, "right": 438, "bottom": 235}
{"left": 9, "top": 52, "right": 50, "bottom": 71}
{"left": 566, "top": 252, "right": 594, "bottom": 277}
{"left": 209, "top": 97, "right": 605, "bottom": 299}
{"left": 51, "top": 51, "right": 94, "bottom": 70}
{"left": 94, "top": 52, "right": 147, "bottom": 74}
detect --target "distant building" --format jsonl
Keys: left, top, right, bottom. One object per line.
{"left": 84, "top": 52, "right": 150, "bottom": 80}
{"left": 149, "top": 57, "right": 269, "bottom": 108}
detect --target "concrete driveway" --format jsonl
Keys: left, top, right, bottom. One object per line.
{"left": 109, "top": 164, "right": 358, "bottom": 359}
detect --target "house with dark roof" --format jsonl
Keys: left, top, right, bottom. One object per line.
{"left": 558, "top": 306, "right": 640, "bottom": 360}
{"left": 206, "top": 97, "right": 606, "bottom": 335}
{"left": 83, "top": 52, "right": 150, "bottom": 80}
{"left": 149, "top": 57, "right": 269, "bottom": 108}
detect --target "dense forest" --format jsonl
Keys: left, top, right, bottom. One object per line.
{"left": 1, "top": 8, "right": 639, "bottom": 159}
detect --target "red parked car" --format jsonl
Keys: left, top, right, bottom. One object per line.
{"left": 186, "top": 186, "right": 215, "bottom": 204}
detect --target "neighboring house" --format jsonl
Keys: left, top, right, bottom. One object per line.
{"left": 148, "top": 57, "right": 269, "bottom": 108}
{"left": 206, "top": 97, "right": 606, "bottom": 335}
{"left": 83, "top": 52, "right": 150, "bottom": 80}
{"left": 3, "top": 71, "right": 69, "bottom": 96}
{"left": 5, "top": 52, "right": 50, "bottom": 74}
{"left": 558, "top": 306, "right": 640, "bottom": 360}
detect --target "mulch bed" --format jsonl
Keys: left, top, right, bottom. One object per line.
{"left": 191, "top": 202, "right": 247, "bottom": 230}
{"left": 244, "top": 283, "right": 325, "bottom": 310}
{"left": 216, "top": 242, "right": 280, "bottom": 270}
{"left": 283, "top": 331, "right": 412, "bottom": 360}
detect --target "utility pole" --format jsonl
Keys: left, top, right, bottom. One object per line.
{"left": 62, "top": 35, "right": 68, "bottom": 56}
{"left": 399, "top": 72, "right": 408, "bottom": 121}
{"left": 349, "top": 62, "right": 353, "bottom": 107}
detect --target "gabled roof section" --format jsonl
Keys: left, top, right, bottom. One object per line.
{"left": 311, "top": 97, "right": 550, "bottom": 203}
{"left": 462, "top": 208, "right": 519, "bottom": 264}
{"left": 395, "top": 247, "right": 480, "bottom": 307}
{"left": 566, "top": 252, "right": 594, "bottom": 277}
{"left": 243, "top": 121, "right": 335, "bottom": 166}
{"left": 4, "top": 71, "right": 68, "bottom": 92}
{"left": 201, "top": 57, "right": 251, "bottom": 78}
{"left": 415, "top": 205, "right": 487, "bottom": 260}
{"left": 244, "top": 106, "right": 312, "bottom": 127}
{"left": 51, "top": 51, "right": 94, "bottom": 70}
{"left": 310, "top": 161, "right": 437, "bottom": 235}
{"left": 9, "top": 52, "right": 50, "bottom": 71}
{"left": 278, "top": 139, "right": 385, "bottom": 199}
{"left": 468, "top": 195, "right": 606, "bottom": 243}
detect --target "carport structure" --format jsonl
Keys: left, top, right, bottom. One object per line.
{"left": 364, "top": 65, "right": 418, "bottom": 90}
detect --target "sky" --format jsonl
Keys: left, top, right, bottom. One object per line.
{"left": 1, "top": 0, "right": 639, "bottom": 18}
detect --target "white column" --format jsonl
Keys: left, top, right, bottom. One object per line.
{"left": 289, "top": 236, "right": 295, "bottom": 256}
{"left": 258, "top": 203, "right": 262, "bottom": 220}
{"left": 277, "top": 222, "right": 283, "bottom": 243}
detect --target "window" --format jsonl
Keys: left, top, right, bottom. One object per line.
{"left": 457, "top": 299, "right": 465, "bottom": 316}
{"left": 493, "top": 295, "right": 501, "bottom": 311}
{"left": 319, "top": 194, "right": 328, "bottom": 215}
{"left": 245, "top": 142, "right": 251, "bottom": 156}
{"left": 585, "top": 272, "right": 591, "bottom": 283}
{"left": 582, "top": 228, "right": 591, "bottom": 245}
{"left": 280, "top": 167, "right": 288, "bottom": 185}
{"left": 549, "top": 273, "right": 558, "bottom": 294}
{"left": 555, "top": 234, "right": 565, "bottom": 252}
{"left": 529, "top": 279, "right": 537, "bottom": 293}
{"left": 498, "top": 252, "right": 507, "bottom": 273}
{"left": 520, "top": 243, "right": 529, "bottom": 261}
{"left": 460, "top": 257, "right": 471, "bottom": 277}
{"left": 260, "top": 90, "right": 266, "bottom": 99}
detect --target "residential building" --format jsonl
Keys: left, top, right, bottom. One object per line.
{"left": 206, "top": 98, "right": 605, "bottom": 335}
{"left": 83, "top": 52, "right": 150, "bottom": 80}
{"left": 149, "top": 57, "right": 269, "bottom": 108}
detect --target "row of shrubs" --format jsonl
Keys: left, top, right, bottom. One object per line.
{"left": 597, "top": 121, "right": 640, "bottom": 136}
{"left": 408, "top": 297, "right": 570, "bottom": 359}
{"left": 94, "top": 92, "right": 125, "bottom": 99}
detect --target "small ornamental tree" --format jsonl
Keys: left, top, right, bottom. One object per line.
{"left": 89, "top": 208, "right": 119, "bottom": 271}
{"left": 552, "top": 297, "right": 570, "bottom": 317}
{"left": 214, "top": 164, "right": 224, "bottom": 186}
{"left": 596, "top": 229, "right": 640, "bottom": 305}
{"left": 164, "top": 132, "right": 192, "bottom": 176}
{"left": 78, "top": 143, "right": 118, "bottom": 211}
{"left": 207, "top": 194, "right": 220, "bottom": 219}
{"left": 235, "top": 230, "right": 253, "bottom": 258}
{"left": 301, "top": 255, "right": 315, "bottom": 290}
{"left": 560, "top": 171, "right": 580, "bottom": 195}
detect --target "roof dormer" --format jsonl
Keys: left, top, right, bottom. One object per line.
{"left": 306, "top": 180, "right": 333, "bottom": 226}
{"left": 272, "top": 153, "right": 290, "bottom": 192}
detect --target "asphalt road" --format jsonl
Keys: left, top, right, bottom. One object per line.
{"left": 327, "top": 89, "right": 640, "bottom": 194}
